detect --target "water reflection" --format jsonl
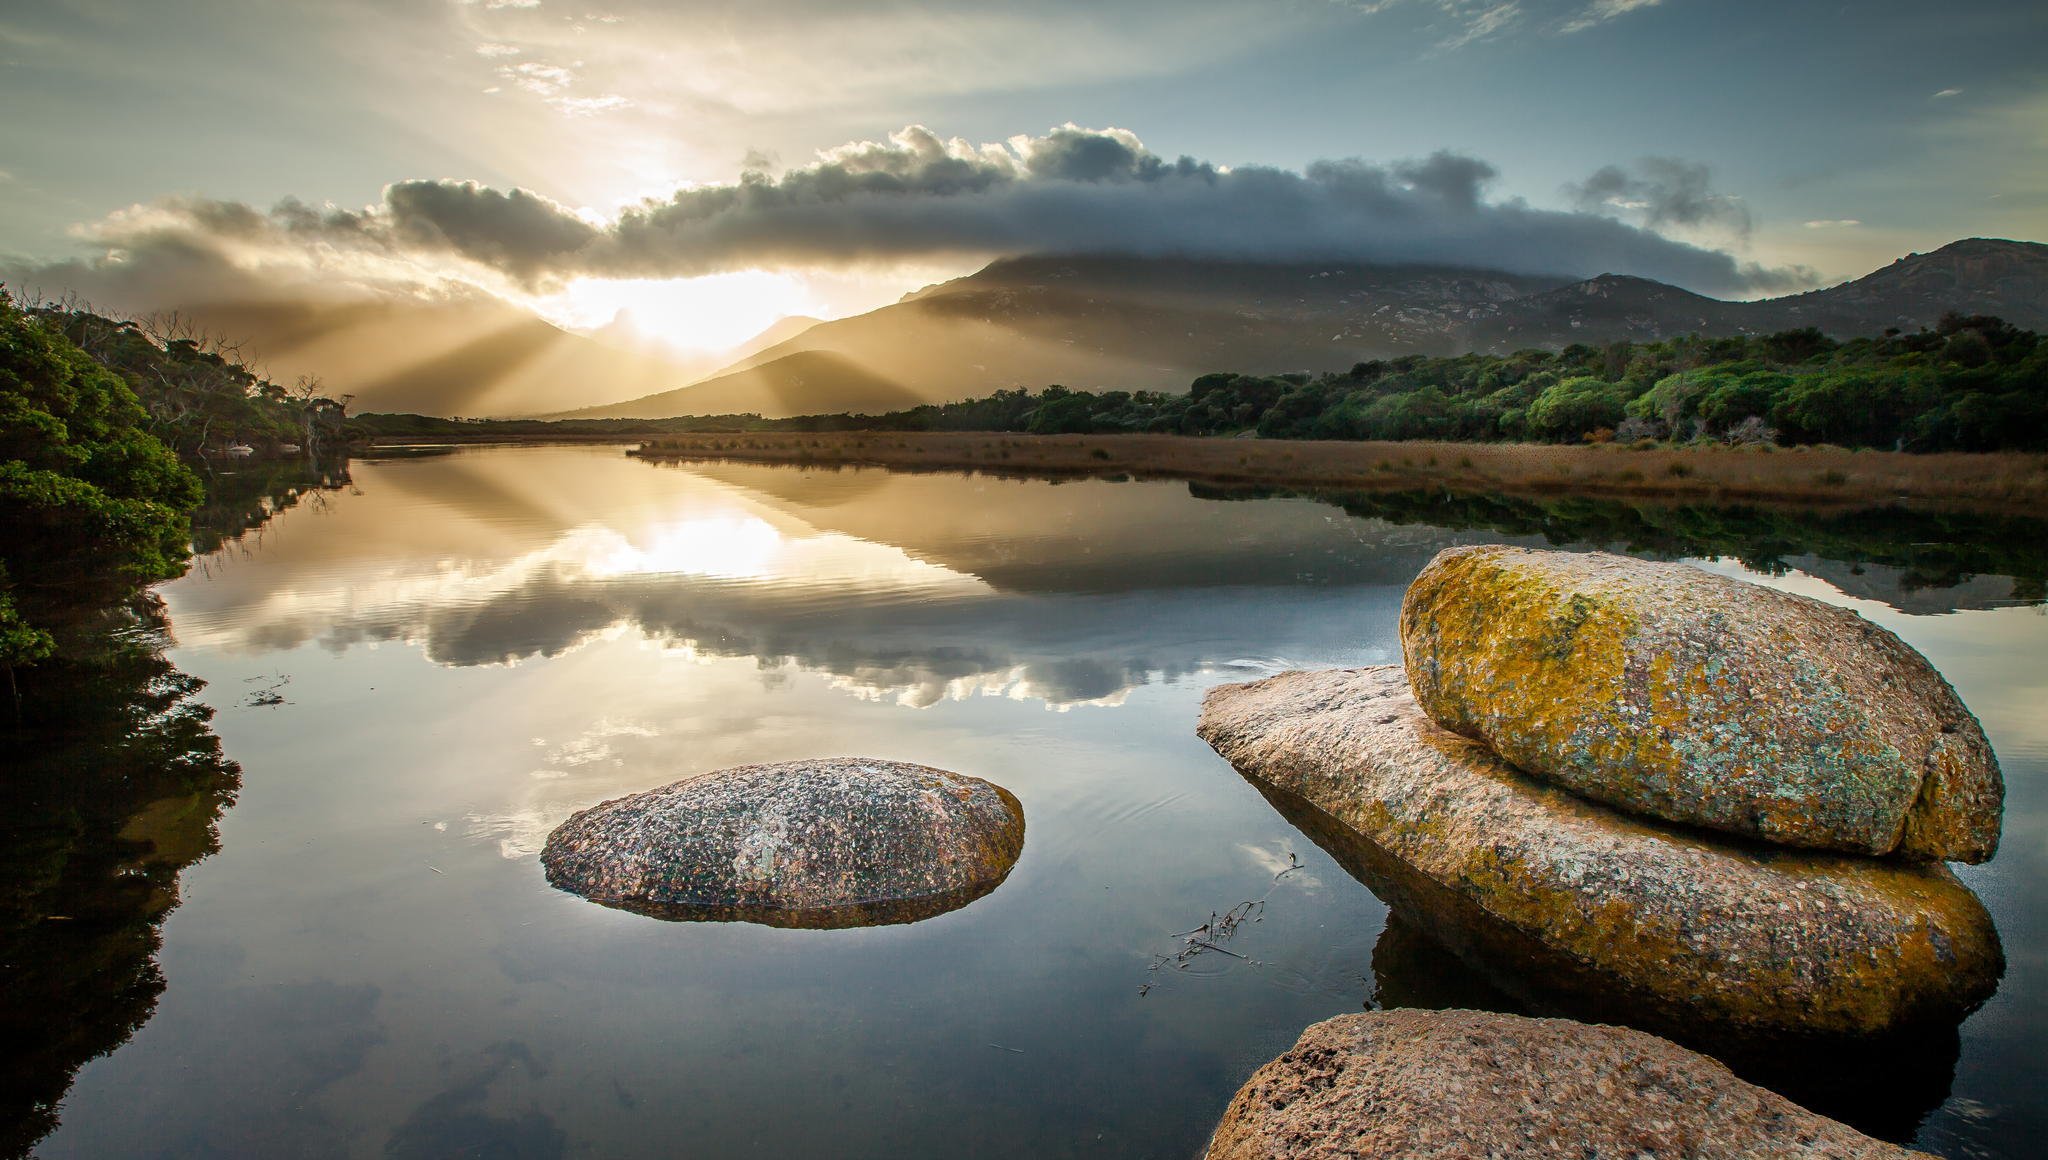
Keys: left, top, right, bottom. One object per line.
{"left": 0, "top": 601, "right": 241, "bottom": 1157}
{"left": 160, "top": 447, "right": 2048, "bottom": 716}
{"left": 1261, "top": 779, "right": 1971, "bottom": 1143}
{"left": 23, "top": 445, "right": 2044, "bottom": 1159}
{"left": 1190, "top": 484, "right": 2048, "bottom": 614}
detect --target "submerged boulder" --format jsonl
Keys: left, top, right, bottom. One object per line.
{"left": 1401, "top": 545, "right": 2002, "bottom": 862}
{"left": 541, "top": 759, "right": 1024, "bottom": 928}
{"left": 1205, "top": 1008, "right": 1934, "bottom": 1160}
{"left": 1197, "top": 667, "right": 2002, "bottom": 1036}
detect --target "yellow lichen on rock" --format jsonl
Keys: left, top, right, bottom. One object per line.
{"left": 1197, "top": 667, "right": 2003, "bottom": 1037}
{"left": 1401, "top": 545, "right": 2002, "bottom": 862}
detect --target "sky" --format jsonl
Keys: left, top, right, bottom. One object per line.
{"left": 2, "top": 0, "right": 2044, "bottom": 353}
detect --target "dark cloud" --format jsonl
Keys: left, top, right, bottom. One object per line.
{"left": 1566, "top": 156, "right": 1753, "bottom": 238}
{"left": 44, "top": 125, "right": 1806, "bottom": 297}
{"left": 383, "top": 182, "right": 600, "bottom": 279}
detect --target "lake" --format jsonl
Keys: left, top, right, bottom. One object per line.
{"left": 19, "top": 443, "right": 2048, "bottom": 1158}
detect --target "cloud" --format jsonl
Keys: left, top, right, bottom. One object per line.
{"left": 1565, "top": 156, "right": 1751, "bottom": 238}
{"left": 1803, "top": 219, "right": 1862, "bottom": 229}
{"left": 1558, "top": 0, "right": 1664, "bottom": 35}
{"left": 1932, "top": 88, "right": 1963, "bottom": 99}
{"left": 42, "top": 125, "right": 1803, "bottom": 300}
{"left": 1340, "top": 0, "right": 1666, "bottom": 48}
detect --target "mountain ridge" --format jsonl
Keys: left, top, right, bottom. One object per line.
{"left": 564, "top": 238, "right": 2048, "bottom": 420}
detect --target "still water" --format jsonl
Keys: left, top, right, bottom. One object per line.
{"left": 27, "top": 444, "right": 2048, "bottom": 1158}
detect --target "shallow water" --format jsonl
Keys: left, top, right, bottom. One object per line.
{"left": 23, "top": 444, "right": 2048, "bottom": 1158}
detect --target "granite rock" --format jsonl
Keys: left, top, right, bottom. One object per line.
{"left": 1197, "top": 667, "right": 2002, "bottom": 1036}
{"left": 541, "top": 758, "right": 1024, "bottom": 928}
{"left": 1205, "top": 1008, "right": 1934, "bottom": 1159}
{"left": 1400, "top": 545, "right": 2002, "bottom": 861}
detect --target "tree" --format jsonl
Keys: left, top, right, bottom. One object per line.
{"left": 0, "top": 289, "right": 202, "bottom": 673}
{"left": 1527, "top": 376, "right": 1630, "bottom": 441}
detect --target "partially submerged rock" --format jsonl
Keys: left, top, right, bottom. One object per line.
{"left": 1197, "top": 667, "right": 2002, "bottom": 1036}
{"left": 1205, "top": 1008, "right": 1934, "bottom": 1160}
{"left": 1400, "top": 545, "right": 2002, "bottom": 861}
{"left": 1284, "top": 783, "right": 1967, "bottom": 1140}
{"left": 541, "top": 759, "right": 1024, "bottom": 928}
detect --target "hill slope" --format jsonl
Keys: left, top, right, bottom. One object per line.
{"left": 166, "top": 295, "right": 697, "bottom": 417}
{"left": 559, "top": 257, "right": 1568, "bottom": 419}
{"left": 571, "top": 239, "right": 2048, "bottom": 419}
{"left": 1468, "top": 238, "right": 2048, "bottom": 350}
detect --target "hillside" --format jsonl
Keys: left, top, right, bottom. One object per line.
{"left": 1469, "top": 238, "right": 2048, "bottom": 349}
{"left": 558, "top": 258, "right": 1568, "bottom": 419}
{"left": 163, "top": 294, "right": 695, "bottom": 417}
{"left": 571, "top": 239, "right": 2048, "bottom": 420}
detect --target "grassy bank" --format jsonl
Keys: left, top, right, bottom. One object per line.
{"left": 631, "top": 432, "right": 2048, "bottom": 512}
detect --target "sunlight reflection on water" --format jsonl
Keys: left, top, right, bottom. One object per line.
{"left": 27, "top": 444, "right": 2048, "bottom": 1160}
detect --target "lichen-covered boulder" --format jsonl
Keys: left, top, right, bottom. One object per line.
{"left": 1205, "top": 1008, "right": 1934, "bottom": 1160}
{"left": 1400, "top": 545, "right": 2002, "bottom": 861}
{"left": 1197, "top": 667, "right": 2002, "bottom": 1036}
{"left": 541, "top": 759, "right": 1024, "bottom": 928}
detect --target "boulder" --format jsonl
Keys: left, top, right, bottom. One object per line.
{"left": 1197, "top": 667, "right": 2002, "bottom": 1036}
{"left": 1275, "top": 783, "right": 1967, "bottom": 1140}
{"left": 541, "top": 758, "right": 1024, "bottom": 928}
{"left": 1400, "top": 545, "right": 2002, "bottom": 861}
{"left": 1205, "top": 1008, "right": 1934, "bottom": 1159}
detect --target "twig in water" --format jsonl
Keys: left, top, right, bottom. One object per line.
{"left": 1138, "top": 850, "right": 1305, "bottom": 994}
{"left": 243, "top": 672, "right": 290, "bottom": 707}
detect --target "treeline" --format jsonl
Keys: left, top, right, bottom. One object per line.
{"left": 1, "top": 289, "right": 350, "bottom": 680}
{"left": 33, "top": 304, "right": 350, "bottom": 460}
{"left": 559, "top": 314, "right": 2046, "bottom": 453}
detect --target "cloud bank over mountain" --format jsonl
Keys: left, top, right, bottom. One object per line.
{"left": 23, "top": 124, "right": 1808, "bottom": 307}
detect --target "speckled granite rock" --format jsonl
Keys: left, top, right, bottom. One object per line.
{"left": 1197, "top": 667, "right": 2002, "bottom": 1036}
{"left": 541, "top": 759, "right": 1024, "bottom": 928}
{"left": 1400, "top": 545, "right": 2002, "bottom": 861}
{"left": 1205, "top": 1009, "right": 1934, "bottom": 1160}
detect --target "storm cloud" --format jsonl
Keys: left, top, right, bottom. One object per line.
{"left": 1565, "top": 156, "right": 1753, "bottom": 238}
{"left": 58, "top": 125, "right": 1804, "bottom": 298}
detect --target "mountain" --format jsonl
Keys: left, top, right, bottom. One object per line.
{"left": 1461, "top": 274, "right": 1753, "bottom": 349}
{"left": 1469, "top": 238, "right": 2048, "bottom": 350}
{"left": 567, "top": 239, "right": 2048, "bottom": 420}
{"left": 145, "top": 299, "right": 829, "bottom": 418}
{"left": 557, "top": 257, "right": 1569, "bottom": 419}
{"left": 1749, "top": 237, "right": 2048, "bottom": 333}
{"left": 165, "top": 294, "right": 695, "bottom": 417}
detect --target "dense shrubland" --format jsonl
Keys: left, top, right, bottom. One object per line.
{"left": 1, "top": 289, "right": 349, "bottom": 679}
{"left": 586, "top": 314, "right": 2046, "bottom": 453}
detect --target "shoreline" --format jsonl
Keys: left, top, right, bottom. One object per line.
{"left": 624, "top": 432, "right": 2048, "bottom": 513}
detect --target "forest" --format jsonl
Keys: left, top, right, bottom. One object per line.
{"left": 0, "top": 289, "right": 350, "bottom": 681}
{"left": 370, "top": 313, "right": 2045, "bottom": 452}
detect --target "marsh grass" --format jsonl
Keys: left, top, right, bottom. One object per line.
{"left": 632, "top": 432, "right": 2048, "bottom": 512}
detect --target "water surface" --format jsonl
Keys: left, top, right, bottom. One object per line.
{"left": 24, "top": 444, "right": 2048, "bottom": 1158}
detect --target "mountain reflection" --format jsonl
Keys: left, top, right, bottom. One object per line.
{"left": 162, "top": 446, "right": 2047, "bottom": 710}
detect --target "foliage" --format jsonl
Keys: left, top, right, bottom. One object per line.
{"left": 357, "top": 314, "right": 2048, "bottom": 455}
{"left": 35, "top": 305, "right": 350, "bottom": 461}
{"left": 1, "top": 292, "right": 205, "bottom": 669}
{"left": 1, "top": 290, "right": 352, "bottom": 677}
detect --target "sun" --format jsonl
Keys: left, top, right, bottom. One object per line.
{"left": 536, "top": 271, "right": 822, "bottom": 354}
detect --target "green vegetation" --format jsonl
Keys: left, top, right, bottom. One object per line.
{"left": 1, "top": 292, "right": 202, "bottom": 675}
{"left": 40, "top": 306, "right": 350, "bottom": 461}
{"left": 1, "top": 289, "right": 351, "bottom": 685}
{"left": 404, "top": 314, "right": 2045, "bottom": 453}
{"left": 825, "top": 314, "right": 2044, "bottom": 450}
